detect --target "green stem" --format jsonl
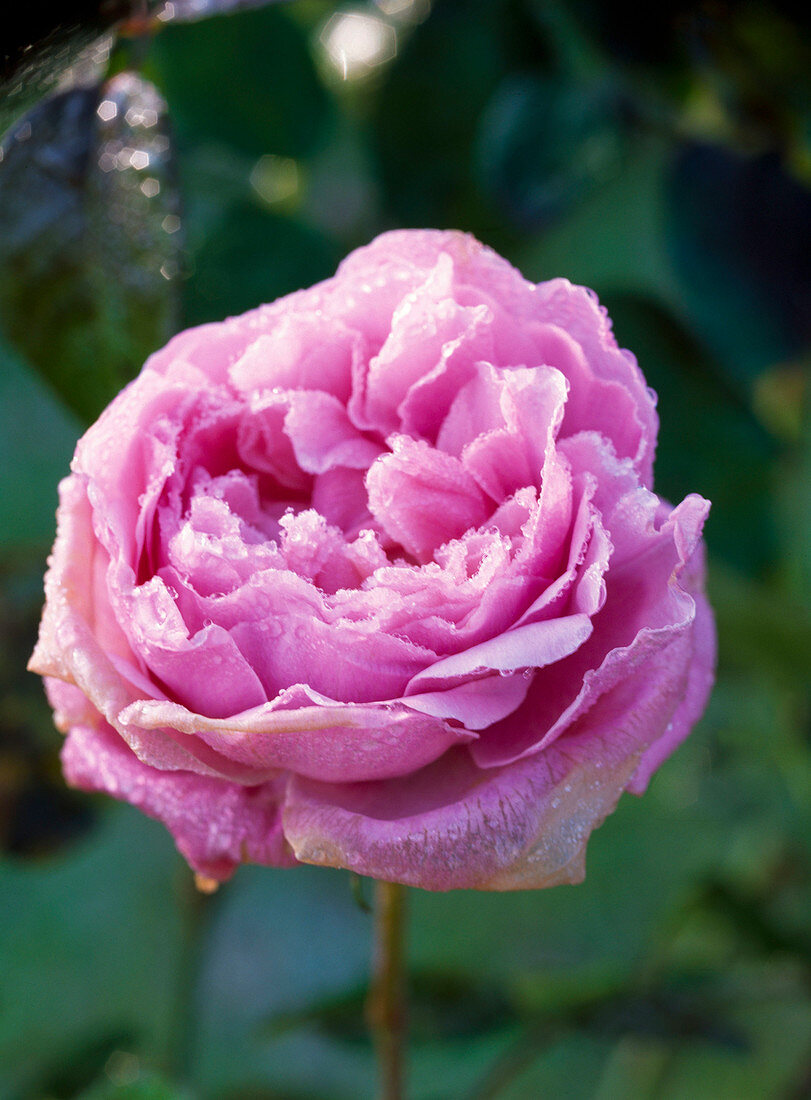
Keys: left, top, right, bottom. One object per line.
{"left": 367, "top": 880, "right": 408, "bottom": 1100}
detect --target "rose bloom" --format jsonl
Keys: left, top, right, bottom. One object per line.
{"left": 30, "top": 230, "right": 714, "bottom": 890}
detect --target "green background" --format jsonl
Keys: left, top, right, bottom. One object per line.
{"left": 0, "top": 1, "right": 810, "bottom": 1096}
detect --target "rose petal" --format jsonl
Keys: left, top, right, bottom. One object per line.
{"left": 361, "top": 255, "right": 495, "bottom": 436}
{"left": 283, "top": 624, "right": 685, "bottom": 891}
{"left": 281, "top": 391, "right": 382, "bottom": 475}
{"left": 121, "top": 688, "right": 475, "bottom": 783}
{"left": 470, "top": 492, "right": 709, "bottom": 767}
{"left": 229, "top": 315, "right": 364, "bottom": 403}
{"left": 62, "top": 721, "right": 293, "bottom": 881}
{"left": 628, "top": 570, "right": 716, "bottom": 791}
{"left": 366, "top": 435, "right": 490, "bottom": 562}
{"left": 532, "top": 282, "right": 658, "bottom": 483}
{"left": 406, "top": 613, "right": 593, "bottom": 694}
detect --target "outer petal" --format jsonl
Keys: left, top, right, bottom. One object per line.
{"left": 62, "top": 721, "right": 293, "bottom": 881}
{"left": 628, "top": 567, "right": 716, "bottom": 792}
{"left": 405, "top": 613, "right": 593, "bottom": 695}
{"left": 120, "top": 689, "right": 475, "bottom": 784}
{"left": 29, "top": 479, "right": 267, "bottom": 783}
{"left": 282, "top": 624, "right": 691, "bottom": 890}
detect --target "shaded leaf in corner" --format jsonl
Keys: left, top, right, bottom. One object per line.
{"left": 0, "top": 8, "right": 121, "bottom": 136}
{"left": 0, "top": 0, "right": 285, "bottom": 137}
{"left": 0, "top": 74, "right": 181, "bottom": 423}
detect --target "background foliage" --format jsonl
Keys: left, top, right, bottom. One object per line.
{"left": 1, "top": 1, "right": 810, "bottom": 1096}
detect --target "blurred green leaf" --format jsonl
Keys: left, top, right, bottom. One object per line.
{"left": 776, "top": 403, "right": 811, "bottom": 604}
{"left": 476, "top": 74, "right": 629, "bottom": 227}
{"left": 77, "top": 1066, "right": 191, "bottom": 1100}
{"left": 0, "top": 807, "right": 186, "bottom": 1100}
{"left": 590, "top": 971, "right": 811, "bottom": 1100}
{"left": 371, "top": 0, "right": 541, "bottom": 227}
{"left": 147, "top": 5, "right": 330, "bottom": 161}
{"left": 603, "top": 293, "right": 778, "bottom": 574}
{"left": 709, "top": 565, "right": 811, "bottom": 687}
{"left": 0, "top": 76, "right": 181, "bottom": 424}
{"left": 184, "top": 201, "right": 339, "bottom": 325}
{"left": 517, "top": 139, "right": 681, "bottom": 302}
{"left": 0, "top": 338, "right": 80, "bottom": 551}
{"left": 666, "top": 143, "right": 811, "bottom": 383}
{"left": 189, "top": 866, "right": 525, "bottom": 1100}
{"left": 188, "top": 864, "right": 374, "bottom": 1098}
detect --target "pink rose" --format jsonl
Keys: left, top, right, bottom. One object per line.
{"left": 29, "top": 230, "right": 714, "bottom": 890}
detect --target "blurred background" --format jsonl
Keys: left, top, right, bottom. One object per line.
{"left": 1, "top": 1, "right": 810, "bottom": 1097}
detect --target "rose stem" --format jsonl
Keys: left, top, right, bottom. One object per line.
{"left": 367, "top": 879, "right": 408, "bottom": 1100}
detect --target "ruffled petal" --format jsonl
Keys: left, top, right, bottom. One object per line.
{"left": 366, "top": 435, "right": 490, "bottom": 562}
{"left": 229, "top": 314, "right": 364, "bottom": 404}
{"left": 532, "top": 281, "right": 658, "bottom": 483}
{"left": 470, "top": 492, "right": 710, "bottom": 767}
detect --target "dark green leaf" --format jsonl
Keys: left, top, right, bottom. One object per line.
{"left": 476, "top": 75, "right": 629, "bottom": 227}
{"left": 146, "top": 5, "right": 330, "bottom": 160}
{"left": 602, "top": 293, "right": 778, "bottom": 574}
{"left": 370, "top": 2, "right": 516, "bottom": 226}
{"left": 516, "top": 140, "right": 679, "bottom": 304}
{"left": 666, "top": 143, "right": 811, "bottom": 382}
{"left": 0, "top": 337, "right": 80, "bottom": 550}
{"left": 184, "top": 201, "right": 339, "bottom": 326}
